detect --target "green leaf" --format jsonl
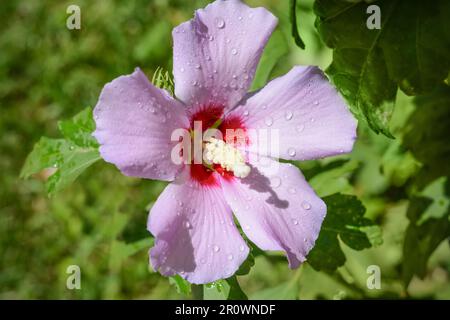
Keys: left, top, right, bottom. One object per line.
{"left": 235, "top": 251, "right": 255, "bottom": 276}
{"left": 403, "top": 85, "right": 450, "bottom": 188}
{"left": 402, "top": 177, "right": 450, "bottom": 286}
{"left": 309, "top": 159, "right": 359, "bottom": 197}
{"left": 204, "top": 277, "right": 247, "bottom": 300}
{"left": 21, "top": 107, "right": 100, "bottom": 195}
{"left": 314, "top": 0, "right": 450, "bottom": 137}
{"left": 251, "top": 29, "right": 288, "bottom": 91}
{"left": 58, "top": 107, "right": 99, "bottom": 148}
{"left": 169, "top": 275, "right": 192, "bottom": 296}
{"left": 152, "top": 66, "right": 174, "bottom": 96}
{"left": 290, "top": 0, "right": 306, "bottom": 49}
{"left": 380, "top": 141, "right": 420, "bottom": 187}
{"left": 45, "top": 147, "right": 100, "bottom": 195}
{"left": 307, "top": 194, "right": 383, "bottom": 272}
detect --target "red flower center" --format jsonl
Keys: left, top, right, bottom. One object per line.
{"left": 187, "top": 105, "right": 248, "bottom": 186}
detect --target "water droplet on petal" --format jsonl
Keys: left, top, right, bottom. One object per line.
{"left": 185, "top": 221, "right": 191, "bottom": 228}
{"left": 215, "top": 17, "right": 225, "bottom": 29}
{"left": 209, "top": 35, "right": 215, "bottom": 41}
{"left": 200, "top": 258, "right": 206, "bottom": 264}
{"left": 195, "top": 64, "right": 201, "bottom": 69}
{"left": 238, "top": 16, "right": 243, "bottom": 21}
{"left": 293, "top": 219, "right": 299, "bottom": 225}
{"left": 231, "top": 48, "right": 238, "bottom": 55}
{"left": 296, "top": 124, "right": 305, "bottom": 133}
{"left": 243, "top": 110, "right": 249, "bottom": 116}
{"left": 285, "top": 111, "right": 293, "bottom": 121}
{"left": 213, "top": 245, "right": 220, "bottom": 252}
{"left": 264, "top": 116, "right": 273, "bottom": 127}
{"left": 261, "top": 104, "right": 267, "bottom": 110}
{"left": 180, "top": 67, "right": 185, "bottom": 73}
{"left": 288, "top": 148, "right": 296, "bottom": 157}
{"left": 288, "top": 187, "right": 297, "bottom": 194}
{"left": 227, "top": 254, "right": 233, "bottom": 261}
{"left": 313, "top": 100, "right": 319, "bottom": 106}
{"left": 239, "top": 245, "right": 245, "bottom": 252}
{"left": 302, "top": 201, "right": 311, "bottom": 210}
{"left": 270, "top": 176, "right": 282, "bottom": 188}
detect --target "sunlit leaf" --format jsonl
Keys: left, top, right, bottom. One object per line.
{"left": 307, "top": 194, "right": 383, "bottom": 272}
{"left": 314, "top": 0, "right": 450, "bottom": 137}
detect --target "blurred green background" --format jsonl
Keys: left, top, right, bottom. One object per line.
{"left": 1, "top": 0, "right": 449, "bottom": 299}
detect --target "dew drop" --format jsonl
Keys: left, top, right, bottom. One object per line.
{"left": 195, "top": 64, "right": 201, "bottom": 69}
{"left": 285, "top": 111, "right": 293, "bottom": 121}
{"left": 213, "top": 245, "right": 220, "bottom": 252}
{"left": 264, "top": 116, "right": 273, "bottom": 127}
{"left": 302, "top": 201, "right": 311, "bottom": 210}
{"left": 296, "top": 124, "right": 305, "bottom": 133}
{"left": 227, "top": 254, "right": 234, "bottom": 261}
{"left": 215, "top": 17, "right": 225, "bottom": 29}
{"left": 209, "top": 35, "right": 215, "bottom": 41}
{"left": 261, "top": 104, "right": 267, "bottom": 110}
{"left": 180, "top": 67, "right": 185, "bottom": 73}
{"left": 231, "top": 48, "right": 238, "bottom": 55}
{"left": 239, "top": 245, "right": 245, "bottom": 252}
{"left": 243, "top": 110, "right": 249, "bottom": 116}
{"left": 270, "top": 176, "right": 282, "bottom": 188}
{"left": 288, "top": 148, "right": 296, "bottom": 157}
{"left": 293, "top": 219, "right": 299, "bottom": 225}
{"left": 288, "top": 187, "right": 297, "bottom": 194}
{"left": 238, "top": 16, "right": 243, "bottom": 21}
{"left": 313, "top": 100, "right": 319, "bottom": 106}
{"left": 185, "top": 221, "right": 191, "bottom": 228}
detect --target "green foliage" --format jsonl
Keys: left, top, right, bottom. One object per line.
{"left": 402, "top": 177, "right": 450, "bottom": 286}
{"left": 20, "top": 108, "right": 100, "bottom": 195}
{"left": 308, "top": 160, "right": 359, "bottom": 197}
{"left": 251, "top": 29, "right": 288, "bottom": 90}
{"left": 2, "top": 0, "right": 450, "bottom": 300}
{"left": 152, "top": 66, "right": 175, "bottom": 96}
{"left": 314, "top": 0, "right": 450, "bottom": 137}
{"left": 308, "top": 194, "right": 382, "bottom": 272}
{"left": 289, "top": 0, "right": 306, "bottom": 49}
{"left": 169, "top": 275, "right": 192, "bottom": 296}
{"left": 204, "top": 276, "right": 248, "bottom": 300}
{"left": 403, "top": 86, "right": 450, "bottom": 188}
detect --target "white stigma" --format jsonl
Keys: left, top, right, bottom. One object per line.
{"left": 204, "top": 138, "right": 251, "bottom": 178}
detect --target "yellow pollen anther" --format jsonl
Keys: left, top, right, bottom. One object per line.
{"left": 203, "top": 138, "right": 251, "bottom": 178}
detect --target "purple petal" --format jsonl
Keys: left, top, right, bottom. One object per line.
{"left": 231, "top": 66, "right": 357, "bottom": 160}
{"left": 148, "top": 172, "right": 249, "bottom": 284}
{"left": 172, "top": 0, "right": 277, "bottom": 111}
{"left": 219, "top": 156, "right": 326, "bottom": 268}
{"left": 93, "top": 68, "right": 189, "bottom": 181}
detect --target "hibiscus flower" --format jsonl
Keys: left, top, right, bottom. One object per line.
{"left": 93, "top": 0, "right": 357, "bottom": 284}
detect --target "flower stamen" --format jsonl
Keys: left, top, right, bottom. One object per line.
{"left": 203, "top": 138, "right": 250, "bottom": 178}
